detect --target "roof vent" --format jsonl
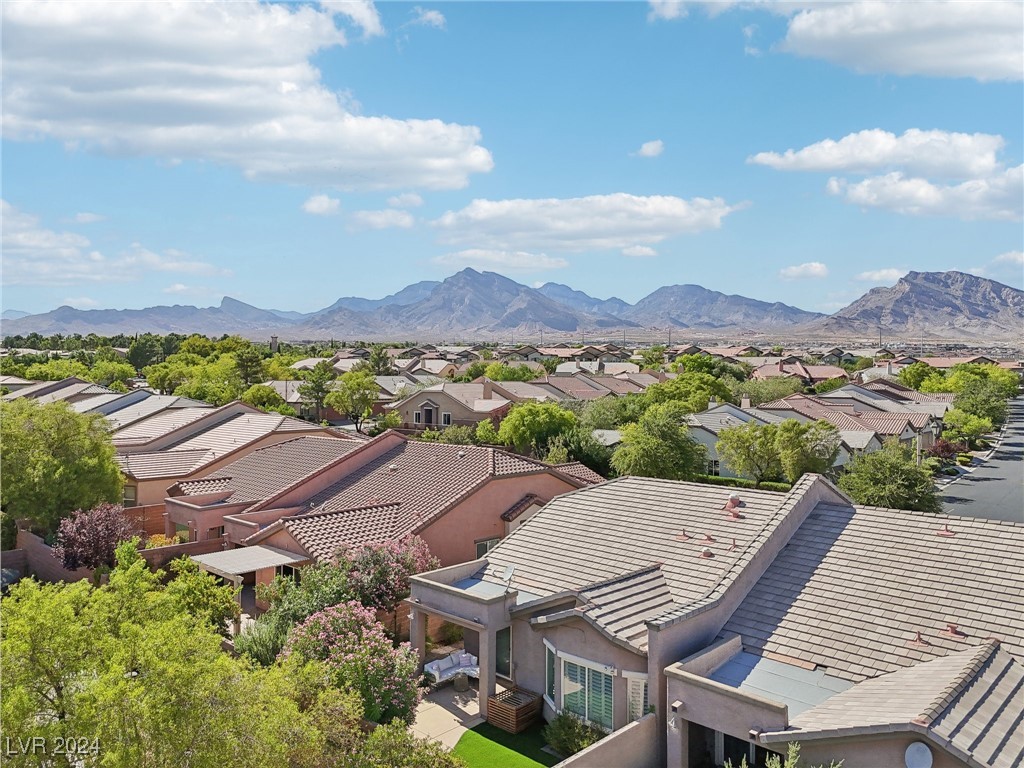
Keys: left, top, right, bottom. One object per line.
{"left": 936, "top": 524, "right": 955, "bottom": 537}
{"left": 388, "top": 464, "right": 398, "bottom": 472}
{"left": 908, "top": 631, "right": 931, "bottom": 647}
{"left": 699, "top": 548, "right": 714, "bottom": 559}
{"left": 941, "top": 623, "right": 966, "bottom": 639}
{"left": 728, "top": 538, "right": 738, "bottom": 551}
{"left": 675, "top": 529, "right": 690, "bottom": 541}
{"left": 701, "top": 533, "right": 715, "bottom": 543}
{"left": 458, "top": 450, "right": 466, "bottom": 458}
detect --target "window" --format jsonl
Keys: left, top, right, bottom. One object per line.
{"left": 561, "top": 659, "right": 613, "bottom": 730}
{"left": 210, "top": 525, "right": 225, "bottom": 539}
{"left": 413, "top": 411, "right": 422, "bottom": 424}
{"left": 441, "top": 412, "right": 452, "bottom": 426}
{"left": 706, "top": 459, "right": 720, "bottom": 477}
{"left": 122, "top": 484, "right": 137, "bottom": 507}
{"left": 475, "top": 538, "right": 499, "bottom": 558}
{"left": 277, "top": 564, "right": 301, "bottom": 581}
{"left": 545, "top": 645, "right": 556, "bottom": 704}
{"left": 496, "top": 626, "right": 512, "bottom": 679}
{"left": 625, "top": 674, "right": 648, "bottom": 721}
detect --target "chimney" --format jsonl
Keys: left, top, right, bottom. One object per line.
{"left": 709, "top": 396, "right": 717, "bottom": 408}
{"left": 886, "top": 361, "right": 894, "bottom": 376}
{"left": 777, "top": 359, "right": 785, "bottom": 373}
{"left": 482, "top": 379, "right": 493, "bottom": 399}
{"left": 270, "top": 335, "right": 279, "bottom": 354}
{"left": 740, "top": 395, "right": 751, "bottom": 409}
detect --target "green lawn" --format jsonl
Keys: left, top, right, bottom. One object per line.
{"left": 452, "top": 722, "right": 560, "bottom": 768}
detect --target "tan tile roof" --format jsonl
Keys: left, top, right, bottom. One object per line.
{"left": 103, "top": 395, "right": 211, "bottom": 430}
{"left": 765, "top": 640, "right": 1023, "bottom": 768}
{"left": 173, "top": 436, "right": 364, "bottom": 503}
{"left": 117, "top": 448, "right": 214, "bottom": 480}
{"left": 723, "top": 503, "right": 1024, "bottom": 683}
{"left": 576, "top": 565, "right": 675, "bottom": 651}
{"left": 283, "top": 503, "right": 406, "bottom": 561}
{"left": 112, "top": 406, "right": 213, "bottom": 444}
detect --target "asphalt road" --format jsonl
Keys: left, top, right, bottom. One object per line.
{"left": 942, "top": 396, "right": 1024, "bottom": 523}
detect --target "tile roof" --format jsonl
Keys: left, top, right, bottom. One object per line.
{"left": 490, "top": 381, "right": 565, "bottom": 402}
{"left": 173, "top": 436, "right": 364, "bottom": 503}
{"left": 117, "top": 448, "right": 214, "bottom": 480}
{"left": 552, "top": 461, "right": 606, "bottom": 485}
{"left": 283, "top": 503, "right": 405, "bottom": 561}
{"left": 112, "top": 406, "right": 213, "bottom": 444}
{"left": 575, "top": 565, "right": 676, "bottom": 651}
{"left": 102, "top": 395, "right": 211, "bottom": 430}
{"left": 402, "top": 382, "right": 511, "bottom": 413}
{"left": 723, "top": 502, "right": 1024, "bottom": 683}
{"left": 765, "top": 640, "right": 1023, "bottom": 768}
{"left": 501, "top": 494, "right": 545, "bottom": 522}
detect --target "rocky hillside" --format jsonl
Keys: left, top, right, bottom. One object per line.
{"left": 624, "top": 284, "right": 824, "bottom": 329}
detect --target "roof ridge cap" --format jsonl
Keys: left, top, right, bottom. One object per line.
{"left": 287, "top": 500, "right": 402, "bottom": 522}
{"left": 918, "top": 640, "right": 1000, "bottom": 725}
{"left": 580, "top": 563, "right": 664, "bottom": 592}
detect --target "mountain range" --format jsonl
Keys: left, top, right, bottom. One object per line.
{"left": 2, "top": 269, "right": 1021, "bottom": 343}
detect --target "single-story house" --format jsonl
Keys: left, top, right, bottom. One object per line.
{"left": 388, "top": 381, "right": 512, "bottom": 430}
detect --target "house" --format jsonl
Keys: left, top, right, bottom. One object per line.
{"left": 407, "top": 357, "right": 458, "bottom": 378}
{"left": 409, "top": 475, "right": 1024, "bottom": 768}
{"left": 388, "top": 381, "right": 512, "bottom": 430}
{"left": 751, "top": 360, "right": 848, "bottom": 386}
{"left": 0, "top": 374, "right": 34, "bottom": 393}
{"left": 532, "top": 373, "right": 615, "bottom": 401}
{"left": 178, "top": 432, "right": 597, "bottom": 595}
{"left": 820, "top": 347, "right": 858, "bottom": 365}
{"left": 2, "top": 376, "right": 115, "bottom": 405}
{"left": 113, "top": 401, "right": 349, "bottom": 508}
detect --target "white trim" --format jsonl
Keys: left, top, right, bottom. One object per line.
{"left": 441, "top": 411, "right": 452, "bottom": 426}
{"left": 556, "top": 649, "right": 615, "bottom": 676}
{"left": 413, "top": 410, "right": 422, "bottom": 424}
{"left": 542, "top": 638, "right": 556, "bottom": 652}
{"left": 620, "top": 669, "right": 647, "bottom": 680}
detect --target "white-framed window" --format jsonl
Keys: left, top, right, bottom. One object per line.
{"left": 277, "top": 564, "right": 301, "bottom": 581}
{"left": 561, "top": 659, "right": 613, "bottom": 730}
{"left": 623, "top": 672, "right": 649, "bottom": 722}
{"left": 413, "top": 410, "right": 422, "bottom": 424}
{"left": 475, "top": 537, "right": 499, "bottom": 558}
{"left": 706, "top": 459, "right": 720, "bottom": 476}
{"left": 122, "top": 484, "right": 137, "bottom": 507}
{"left": 544, "top": 641, "right": 556, "bottom": 708}
{"left": 441, "top": 412, "right": 452, "bottom": 426}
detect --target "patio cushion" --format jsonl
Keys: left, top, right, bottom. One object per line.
{"left": 436, "top": 655, "right": 456, "bottom": 672}
{"left": 459, "top": 653, "right": 473, "bottom": 666}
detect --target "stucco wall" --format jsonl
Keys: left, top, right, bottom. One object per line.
{"left": 797, "top": 735, "right": 967, "bottom": 768}
{"left": 555, "top": 713, "right": 658, "bottom": 768}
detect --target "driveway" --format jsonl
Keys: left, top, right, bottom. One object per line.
{"left": 942, "top": 396, "right": 1024, "bottom": 523}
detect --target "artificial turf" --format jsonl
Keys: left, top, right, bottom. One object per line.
{"left": 451, "top": 722, "right": 560, "bottom": 768}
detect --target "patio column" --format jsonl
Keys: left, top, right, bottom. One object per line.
{"left": 409, "top": 605, "right": 427, "bottom": 664}
{"left": 477, "top": 626, "right": 496, "bottom": 719}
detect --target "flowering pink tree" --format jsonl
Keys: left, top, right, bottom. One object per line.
{"left": 283, "top": 601, "right": 424, "bottom": 724}
{"left": 337, "top": 535, "right": 439, "bottom": 614}
{"left": 52, "top": 503, "right": 138, "bottom": 571}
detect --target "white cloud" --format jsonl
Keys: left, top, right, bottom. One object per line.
{"left": 749, "top": 129, "right": 1005, "bottom": 179}
{"left": 647, "top": 1, "right": 742, "bottom": 21}
{"left": 828, "top": 165, "right": 1023, "bottom": 221}
{"left": 350, "top": 209, "right": 415, "bottom": 229}
{"left": 74, "top": 212, "right": 104, "bottom": 224}
{"left": 303, "top": 194, "right": 341, "bottom": 215}
{"left": 993, "top": 251, "right": 1024, "bottom": 266}
{"left": 779, "top": 261, "right": 828, "bottom": 280}
{"left": 410, "top": 7, "right": 446, "bottom": 29}
{"left": 783, "top": 1, "right": 1023, "bottom": 82}
{"left": 163, "top": 283, "right": 191, "bottom": 294}
{"left": 1, "top": 200, "right": 229, "bottom": 285}
{"left": 318, "top": 0, "right": 384, "bottom": 38}
{"left": 855, "top": 268, "right": 907, "bottom": 283}
{"left": 433, "top": 249, "right": 569, "bottom": 273}
{"left": 433, "top": 193, "right": 745, "bottom": 251}
{"left": 633, "top": 139, "right": 664, "bottom": 158}
{"left": 388, "top": 192, "right": 424, "bottom": 208}
{"left": 1, "top": 1, "right": 492, "bottom": 191}
{"left": 62, "top": 297, "right": 98, "bottom": 308}
{"left": 622, "top": 245, "right": 658, "bottom": 258}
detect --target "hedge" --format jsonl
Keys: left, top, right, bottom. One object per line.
{"left": 694, "top": 474, "right": 792, "bottom": 492}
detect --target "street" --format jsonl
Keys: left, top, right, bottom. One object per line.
{"left": 942, "top": 396, "right": 1024, "bottom": 523}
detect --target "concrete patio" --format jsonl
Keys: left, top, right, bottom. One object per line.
{"left": 411, "top": 683, "right": 484, "bottom": 748}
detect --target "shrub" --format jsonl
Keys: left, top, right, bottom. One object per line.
{"left": 956, "top": 454, "right": 973, "bottom": 466}
{"left": 926, "top": 438, "right": 966, "bottom": 463}
{"left": 542, "top": 712, "right": 605, "bottom": 756}
{"left": 52, "top": 503, "right": 138, "bottom": 571}
{"left": 435, "top": 621, "right": 463, "bottom": 646}
{"left": 694, "top": 475, "right": 792, "bottom": 492}
{"left": 234, "top": 616, "right": 290, "bottom": 666}
{"left": 144, "top": 534, "right": 176, "bottom": 549}
{"left": 0, "top": 513, "right": 17, "bottom": 551}
{"left": 283, "top": 601, "right": 424, "bottom": 724}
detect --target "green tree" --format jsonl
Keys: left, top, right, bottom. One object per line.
{"left": 178, "top": 333, "right": 216, "bottom": 357}
{"left": 482, "top": 362, "right": 537, "bottom": 381}
{"left": 953, "top": 379, "right": 1008, "bottom": 425}
{"left": 716, "top": 422, "right": 783, "bottom": 487}
{"left": 645, "top": 372, "right": 734, "bottom": 412}
{"left": 837, "top": 440, "right": 942, "bottom": 513}
{"left": 475, "top": 419, "right": 500, "bottom": 444}
{"left": 729, "top": 377, "right": 804, "bottom": 406}
{"left": 142, "top": 360, "right": 190, "bottom": 394}
{"left": 325, "top": 370, "right": 380, "bottom": 432}
{"left": 298, "top": 360, "right": 338, "bottom": 420}
{"left": 164, "top": 557, "right": 241, "bottom": 638}
{"left": 88, "top": 360, "right": 137, "bottom": 387}
{"left": 127, "top": 335, "right": 162, "bottom": 370}
{"left": 639, "top": 345, "right": 667, "bottom": 370}
{"left": 579, "top": 393, "right": 648, "bottom": 430}
{"left": 23, "top": 358, "right": 90, "bottom": 381}
{"left": 671, "top": 354, "right": 749, "bottom": 382}
{"left": 240, "top": 384, "right": 297, "bottom": 416}
{"left": 775, "top": 420, "right": 841, "bottom": 483}
{"left": 234, "top": 342, "right": 267, "bottom": 387}
{"left": 611, "top": 402, "right": 706, "bottom": 480}
{"left": 897, "top": 361, "right": 933, "bottom": 390}
{"left": 1, "top": 400, "right": 123, "bottom": 533}
{"left": 456, "top": 361, "right": 488, "bottom": 381}
{"left": 812, "top": 377, "right": 846, "bottom": 395}
{"left": 942, "top": 408, "right": 993, "bottom": 448}
{"left": 497, "top": 401, "right": 578, "bottom": 454}
{"left": 367, "top": 344, "right": 396, "bottom": 375}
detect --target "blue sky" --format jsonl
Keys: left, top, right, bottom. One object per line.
{"left": 3, "top": 0, "right": 1022, "bottom": 316}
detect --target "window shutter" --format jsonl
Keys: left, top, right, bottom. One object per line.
{"left": 627, "top": 675, "right": 648, "bottom": 722}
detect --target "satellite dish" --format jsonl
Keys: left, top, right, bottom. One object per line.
{"left": 905, "top": 742, "right": 933, "bottom": 768}
{"left": 502, "top": 565, "right": 516, "bottom": 583}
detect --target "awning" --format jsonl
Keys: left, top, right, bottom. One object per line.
{"left": 191, "top": 545, "right": 310, "bottom": 577}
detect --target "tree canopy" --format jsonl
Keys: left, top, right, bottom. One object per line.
{"left": 1, "top": 400, "right": 123, "bottom": 533}
{"left": 497, "top": 401, "right": 578, "bottom": 454}
{"left": 716, "top": 422, "right": 783, "bottom": 487}
{"left": 325, "top": 370, "right": 380, "bottom": 432}
{"left": 837, "top": 440, "right": 942, "bottom": 513}
{"left": 610, "top": 402, "right": 706, "bottom": 480}
{"left": 645, "top": 372, "right": 734, "bottom": 413}
{"left": 298, "top": 360, "right": 338, "bottom": 420}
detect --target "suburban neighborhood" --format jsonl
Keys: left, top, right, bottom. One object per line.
{"left": 3, "top": 2, "right": 1023, "bottom": 767}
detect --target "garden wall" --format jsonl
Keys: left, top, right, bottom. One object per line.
{"left": 553, "top": 714, "right": 658, "bottom": 768}
{"left": 140, "top": 537, "right": 226, "bottom": 570}
{"left": 1, "top": 548, "right": 27, "bottom": 572}
{"left": 125, "top": 503, "right": 166, "bottom": 537}
{"left": 16, "top": 531, "right": 93, "bottom": 583}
